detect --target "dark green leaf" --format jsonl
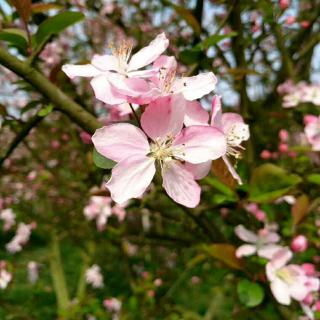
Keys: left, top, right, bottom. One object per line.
{"left": 93, "top": 149, "right": 116, "bottom": 169}
{"left": 196, "top": 32, "right": 237, "bottom": 50}
{"left": 34, "top": 11, "right": 84, "bottom": 47}
{"left": 38, "top": 104, "right": 54, "bottom": 117}
{"left": 249, "top": 164, "right": 302, "bottom": 203}
{"left": 0, "top": 28, "right": 28, "bottom": 50}
{"left": 179, "top": 49, "right": 202, "bottom": 65}
{"left": 307, "top": 174, "right": 320, "bottom": 185}
{"left": 237, "top": 279, "right": 264, "bottom": 307}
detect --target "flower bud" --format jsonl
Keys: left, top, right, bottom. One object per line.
{"left": 291, "top": 235, "right": 308, "bottom": 252}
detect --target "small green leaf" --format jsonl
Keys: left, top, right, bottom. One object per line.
{"left": 37, "top": 104, "right": 54, "bottom": 117}
{"left": 249, "top": 164, "right": 302, "bottom": 203}
{"left": 34, "top": 11, "right": 84, "bottom": 46}
{"left": 0, "top": 28, "right": 28, "bottom": 50}
{"left": 307, "top": 174, "right": 320, "bottom": 185}
{"left": 179, "top": 49, "right": 202, "bottom": 65}
{"left": 237, "top": 279, "right": 264, "bottom": 308}
{"left": 196, "top": 32, "right": 238, "bottom": 50}
{"left": 93, "top": 149, "right": 115, "bottom": 169}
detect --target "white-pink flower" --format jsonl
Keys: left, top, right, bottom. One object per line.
{"left": 266, "top": 248, "right": 320, "bottom": 305}
{"left": 0, "top": 268, "right": 12, "bottom": 289}
{"left": 6, "top": 222, "right": 35, "bottom": 254}
{"left": 184, "top": 95, "right": 249, "bottom": 184}
{"left": 85, "top": 264, "right": 104, "bottom": 288}
{"left": 27, "top": 261, "right": 39, "bottom": 284}
{"left": 235, "top": 224, "right": 282, "bottom": 259}
{"left": 0, "top": 208, "right": 16, "bottom": 231}
{"left": 84, "top": 196, "right": 127, "bottom": 231}
{"left": 304, "top": 115, "right": 320, "bottom": 151}
{"left": 62, "top": 33, "right": 169, "bottom": 105}
{"left": 92, "top": 94, "right": 227, "bottom": 208}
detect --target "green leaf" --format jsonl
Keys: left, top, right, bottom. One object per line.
{"left": 196, "top": 32, "right": 237, "bottom": 50}
{"left": 0, "top": 28, "right": 28, "bottom": 50}
{"left": 307, "top": 174, "right": 320, "bottom": 185}
{"left": 34, "top": 11, "right": 84, "bottom": 46}
{"left": 93, "top": 149, "right": 115, "bottom": 169}
{"left": 237, "top": 279, "right": 264, "bottom": 308}
{"left": 179, "top": 49, "right": 202, "bottom": 65}
{"left": 162, "top": 0, "right": 201, "bottom": 35}
{"left": 292, "top": 194, "right": 309, "bottom": 225}
{"left": 249, "top": 163, "right": 302, "bottom": 203}
{"left": 37, "top": 104, "right": 54, "bottom": 117}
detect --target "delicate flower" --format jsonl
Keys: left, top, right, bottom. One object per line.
{"left": 235, "top": 225, "right": 282, "bottom": 258}
{"left": 27, "top": 261, "right": 39, "bottom": 284}
{"left": 85, "top": 264, "right": 104, "bottom": 288}
{"left": 0, "top": 208, "right": 16, "bottom": 231}
{"left": 266, "top": 248, "right": 320, "bottom": 305}
{"left": 291, "top": 235, "right": 308, "bottom": 253}
{"left": 184, "top": 95, "right": 249, "bottom": 184}
{"left": 279, "top": 0, "right": 290, "bottom": 9}
{"left": 62, "top": 33, "right": 169, "bottom": 105}
{"left": 6, "top": 222, "right": 35, "bottom": 253}
{"left": 92, "top": 94, "right": 227, "bottom": 207}
{"left": 84, "top": 196, "right": 127, "bottom": 231}
{"left": 104, "top": 297, "right": 122, "bottom": 313}
{"left": 304, "top": 115, "right": 320, "bottom": 151}
{"left": 0, "top": 268, "right": 12, "bottom": 289}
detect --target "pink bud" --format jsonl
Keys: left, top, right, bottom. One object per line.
{"left": 302, "top": 293, "right": 314, "bottom": 306}
{"left": 154, "top": 278, "right": 163, "bottom": 287}
{"left": 301, "top": 263, "right": 316, "bottom": 276}
{"left": 287, "top": 151, "right": 297, "bottom": 158}
{"left": 147, "top": 290, "right": 155, "bottom": 297}
{"left": 291, "top": 235, "right": 308, "bottom": 252}
{"left": 304, "top": 115, "right": 317, "bottom": 125}
{"left": 315, "top": 301, "right": 320, "bottom": 312}
{"left": 260, "top": 150, "right": 271, "bottom": 159}
{"left": 300, "top": 21, "right": 310, "bottom": 28}
{"left": 285, "top": 16, "right": 296, "bottom": 25}
{"left": 279, "top": 0, "right": 290, "bottom": 9}
{"left": 51, "top": 140, "right": 60, "bottom": 149}
{"left": 255, "top": 210, "right": 266, "bottom": 222}
{"left": 246, "top": 203, "right": 259, "bottom": 213}
{"left": 279, "top": 129, "right": 289, "bottom": 142}
{"left": 142, "top": 271, "right": 149, "bottom": 279}
{"left": 278, "top": 143, "right": 289, "bottom": 153}
{"left": 79, "top": 131, "right": 92, "bottom": 144}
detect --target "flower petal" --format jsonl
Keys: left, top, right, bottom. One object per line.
{"left": 162, "top": 161, "right": 200, "bottom": 208}
{"left": 270, "top": 279, "right": 291, "bottom": 305}
{"left": 258, "top": 245, "right": 283, "bottom": 259}
{"left": 210, "top": 95, "right": 222, "bottom": 126}
{"left": 92, "top": 123, "right": 150, "bottom": 162}
{"left": 173, "top": 126, "right": 227, "bottom": 164}
{"left": 236, "top": 244, "right": 257, "bottom": 258}
{"left": 90, "top": 75, "right": 127, "bottom": 105}
{"left": 235, "top": 225, "right": 258, "bottom": 243}
{"left": 184, "top": 161, "right": 212, "bottom": 180}
{"left": 173, "top": 72, "right": 217, "bottom": 100}
{"left": 153, "top": 55, "right": 177, "bottom": 71}
{"left": 222, "top": 156, "right": 243, "bottom": 185}
{"left": 128, "top": 33, "right": 169, "bottom": 72}
{"left": 288, "top": 280, "right": 309, "bottom": 302}
{"left": 106, "top": 155, "right": 156, "bottom": 204}
{"left": 141, "top": 94, "right": 186, "bottom": 141}
{"left": 91, "top": 54, "right": 120, "bottom": 72}
{"left": 62, "top": 64, "right": 101, "bottom": 79}
{"left": 270, "top": 248, "right": 293, "bottom": 269}
{"left": 184, "top": 100, "right": 209, "bottom": 126}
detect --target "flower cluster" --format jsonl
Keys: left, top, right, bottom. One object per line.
{"left": 85, "top": 264, "right": 104, "bottom": 288}
{"left": 0, "top": 208, "right": 16, "bottom": 231}
{"left": 0, "top": 261, "right": 12, "bottom": 290}
{"left": 278, "top": 80, "right": 320, "bottom": 108}
{"left": 63, "top": 33, "right": 249, "bottom": 208}
{"left": 235, "top": 225, "right": 320, "bottom": 318}
{"left": 84, "top": 195, "right": 127, "bottom": 231}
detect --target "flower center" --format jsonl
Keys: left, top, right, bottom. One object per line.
{"left": 226, "top": 123, "right": 249, "bottom": 159}
{"left": 110, "top": 40, "right": 133, "bottom": 74}
{"left": 276, "top": 267, "right": 295, "bottom": 285}
{"left": 149, "top": 137, "right": 174, "bottom": 162}
{"left": 159, "top": 68, "right": 176, "bottom": 94}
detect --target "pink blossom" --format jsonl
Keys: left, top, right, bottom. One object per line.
{"left": 279, "top": 143, "right": 289, "bottom": 153}
{"left": 0, "top": 264, "right": 12, "bottom": 289}
{"left": 62, "top": 33, "right": 169, "bottom": 105}
{"left": 92, "top": 95, "right": 227, "bottom": 207}
{"left": 184, "top": 95, "right": 249, "bottom": 184}
{"left": 304, "top": 115, "right": 320, "bottom": 151}
{"left": 279, "top": 129, "right": 289, "bottom": 142}
{"left": 84, "top": 196, "right": 127, "bottom": 231}
{"left": 27, "top": 261, "right": 39, "bottom": 284}
{"left": 266, "top": 248, "right": 319, "bottom": 305}
{"left": 0, "top": 208, "right": 16, "bottom": 231}
{"left": 79, "top": 131, "right": 92, "bottom": 144}
{"left": 235, "top": 225, "right": 282, "bottom": 259}
{"left": 85, "top": 265, "right": 104, "bottom": 288}
{"left": 6, "top": 222, "right": 35, "bottom": 253}
{"left": 260, "top": 150, "right": 272, "bottom": 159}
{"left": 104, "top": 297, "right": 122, "bottom": 313}
{"left": 291, "top": 235, "right": 308, "bottom": 252}
{"left": 279, "top": 0, "right": 290, "bottom": 9}
{"left": 301, "top": 263, "right": 316, "bottom": 276}
{"left": 300, "top": 21, "right": 310, "bottom": 28}
{"left": 285, "top": 16, "right": 296, "bottom": 25}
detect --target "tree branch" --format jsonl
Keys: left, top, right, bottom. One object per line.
{"left": 0, "top": 46, "right": 101, "bottom": 133}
